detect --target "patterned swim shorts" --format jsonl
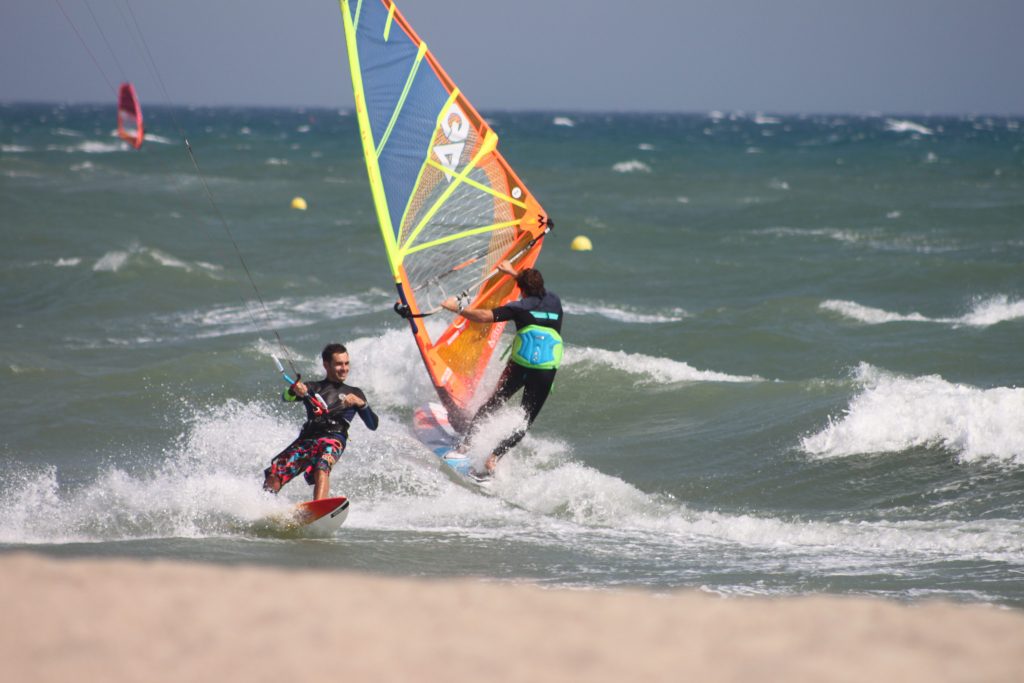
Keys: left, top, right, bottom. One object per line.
{"left": 265, "top": 436, "right": 344, "bottom": 486}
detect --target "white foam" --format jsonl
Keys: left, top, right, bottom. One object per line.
{"left": 148, "top": 249, "right": 193, "bottom": 271}
{"left": 55, "top": 257, "right": 81, "bottom": 267}
{"left": 637, "top": 143, "right": 656, "bottom": 151}
{"left": 1, "top": 364, "right": 1021, "bottom": 575}
{"left": 885, "top": 119, "right": 933, "bottom": 135}
{"left": 552, "top": 116, "right": 575, "bottom": 127}
{"left": 167, "top": 291, "right": 387, "bottom": 341}
{"left": 2, "top": 144, "right": 31, "bottom": 153}
{"left": 821, "top": 295, "right": 1024, "bottom": 328}
{"left": 820, "top": 299, "right": 930, "bottom": 324}
{"left": 754, "top": 113, "right": 781, "bottom": 125}
{"left": 612, "top": 160, "right": 651, "bottom": 173}
{"left": 959, "top": 295, "right": 1024, "bottom": 326}
{"left": 265, "top": 157, "right": 289, "bottom": 166}
{"left": 760, "top": 227, "right": 958, "bottom": 254}
{"left": 143, "top": 133, "right": 174, "bottom": 144}
{"left": 48, "top": 141, "right": 124, "bottom": 154}
{"left": 93, "top": 250, "right": 130, "bottom": 272}
{"left": 54, "top": 128, "right": 82, "bottom": 137}
{"left": 565, "top": 301, "right": 688, "bottom": 324}
{"left": 801, "top": 363, "right": 1024, "bottom": 464}
{"left": 563, "top": 346, "right": 762, "bottom": 385}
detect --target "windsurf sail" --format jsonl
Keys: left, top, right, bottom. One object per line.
{"left": 117, "top": 82, "right": 144, "bottom": 149}
{"left": 340, "top": 0, "right": 551, "bottom": 428}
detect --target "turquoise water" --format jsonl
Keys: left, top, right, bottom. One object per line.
{"left": 2, "top": 104, "right": 1023, "bottom": 606}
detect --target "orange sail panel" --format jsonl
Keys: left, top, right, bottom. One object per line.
{"left": 116, "top": 82, "right": 144, "bottom": 149}
{"left": 340, "top": 0, "right": 550, "bottom": 426}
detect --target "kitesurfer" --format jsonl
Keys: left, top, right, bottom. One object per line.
{"left": 263, "top": 343, "right": 378, "bottom": 500}
{"left": 441, "top": 260, "right": 563, "bottom": 480}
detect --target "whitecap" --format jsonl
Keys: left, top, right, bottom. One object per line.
{"left": 801, "top": 363, "right": 1024, "bottom": 464}
{"left": 611, "top": 160, "right": 651, "bottom": 173}
{"left": 562, "top": 347, "right": 762, "bottom": 385}
{"left": 565, "top": 301, "right": 688, "bottom": 324}
{"left": 821, "top": 295, "right": 1024, "bottom": 328}
{"left": 2, "top": 145, "right": 31, "bottom": 153}
{"left": 552, "top": 116, "right": 575, "bottom": 127}
{"left": 265, "top": 157, "right": 289, "bottom": 166}
{"left": 48, "top": 141, "right": 124, "bottom": 154}
{"left": 820, "top": 300, "right": 930, "bottom": 324}
{"left": 884, "top": 119, "right": 933, "bottom": 135}
{"left": 148, "top": 249, "right": 193, "bottom": 271}
{"left": 92, "top": 251, "right": 130, "bottom": 272}
{"left": 959, "top": 295, "right": 1024, "bottom": 326}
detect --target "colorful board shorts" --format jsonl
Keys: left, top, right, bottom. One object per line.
{"left": 265, "top": 436, "right": 344, "bottom": 486}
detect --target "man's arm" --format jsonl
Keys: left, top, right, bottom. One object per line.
{"left": 440, "top": 298, "right": 495, "bottom": 322}
{"left": 344, "top": 389, "right": 379, "bottom": 430}
{"left": 440, "top": 259, "right": 517, "bottom": 321}
{"left": 283, "top": 380, "right": 310, "bottom": 401}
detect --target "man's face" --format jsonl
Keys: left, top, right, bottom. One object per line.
{"left": 324, "top": 352, "right": 350, "bottom": 383}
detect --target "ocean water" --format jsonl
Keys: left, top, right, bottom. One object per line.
{"left": 2, "top": 104, "right": 1023, "bottom": 607}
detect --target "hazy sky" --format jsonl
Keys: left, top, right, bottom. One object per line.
{"left": 3, "top": 0, "right": 1023, "bottom": 114}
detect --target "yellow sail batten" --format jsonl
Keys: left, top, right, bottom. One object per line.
{"left": 402, "top": 219, "right": 521, "bottom": 257}
{"left": 424, "top": 157, "right": 527, "bottom": 209}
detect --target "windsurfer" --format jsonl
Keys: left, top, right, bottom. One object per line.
{"left": 263, "top": 343, "right": 379, "bottom": 500}
{"left": 441, "top": 260, "right": 563, "bottom": 480}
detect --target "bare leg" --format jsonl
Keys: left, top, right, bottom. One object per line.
{"left": 313, "top": 469, "right": 330, "bottom": 500}
{"left": 263, "top": 472, "right": 282, "bottom": 494}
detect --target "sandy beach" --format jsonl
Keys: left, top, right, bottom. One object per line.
{"left": 2, "top": 552, "right": 1022, "bottom": 682}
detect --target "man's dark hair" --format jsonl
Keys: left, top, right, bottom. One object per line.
{"left": 516, "top": 268, "right": 545, "bottom": 297}
{"left": 321, "top": 343, "right": 348, "bottom": 363}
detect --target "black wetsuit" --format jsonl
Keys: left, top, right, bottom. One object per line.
{"left": 265, "top": 379, "right": 379, "bottom": 487}
{"left": 288, "top": 379, "right": 379, "bottom": 443}
{"left": 469, "top": 290, "right": 563, "bottom": 459}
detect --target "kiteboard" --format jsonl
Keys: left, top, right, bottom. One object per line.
{"left": 292, "top": 496, "right": 350, "bottom": 533}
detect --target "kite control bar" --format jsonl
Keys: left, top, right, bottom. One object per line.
{"left": 273, "top": 356, "right": 329, "bottom": 415}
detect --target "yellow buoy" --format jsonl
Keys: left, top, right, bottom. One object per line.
{"left": 570, "top": 235, "right": 593, "bottom": 251}
{"left": 290, "top": 196, "right": 308, "bottom": 211}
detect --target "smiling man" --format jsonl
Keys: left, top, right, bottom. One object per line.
{"left": 262, "top": 343, "right": 379, "bottom": 500}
